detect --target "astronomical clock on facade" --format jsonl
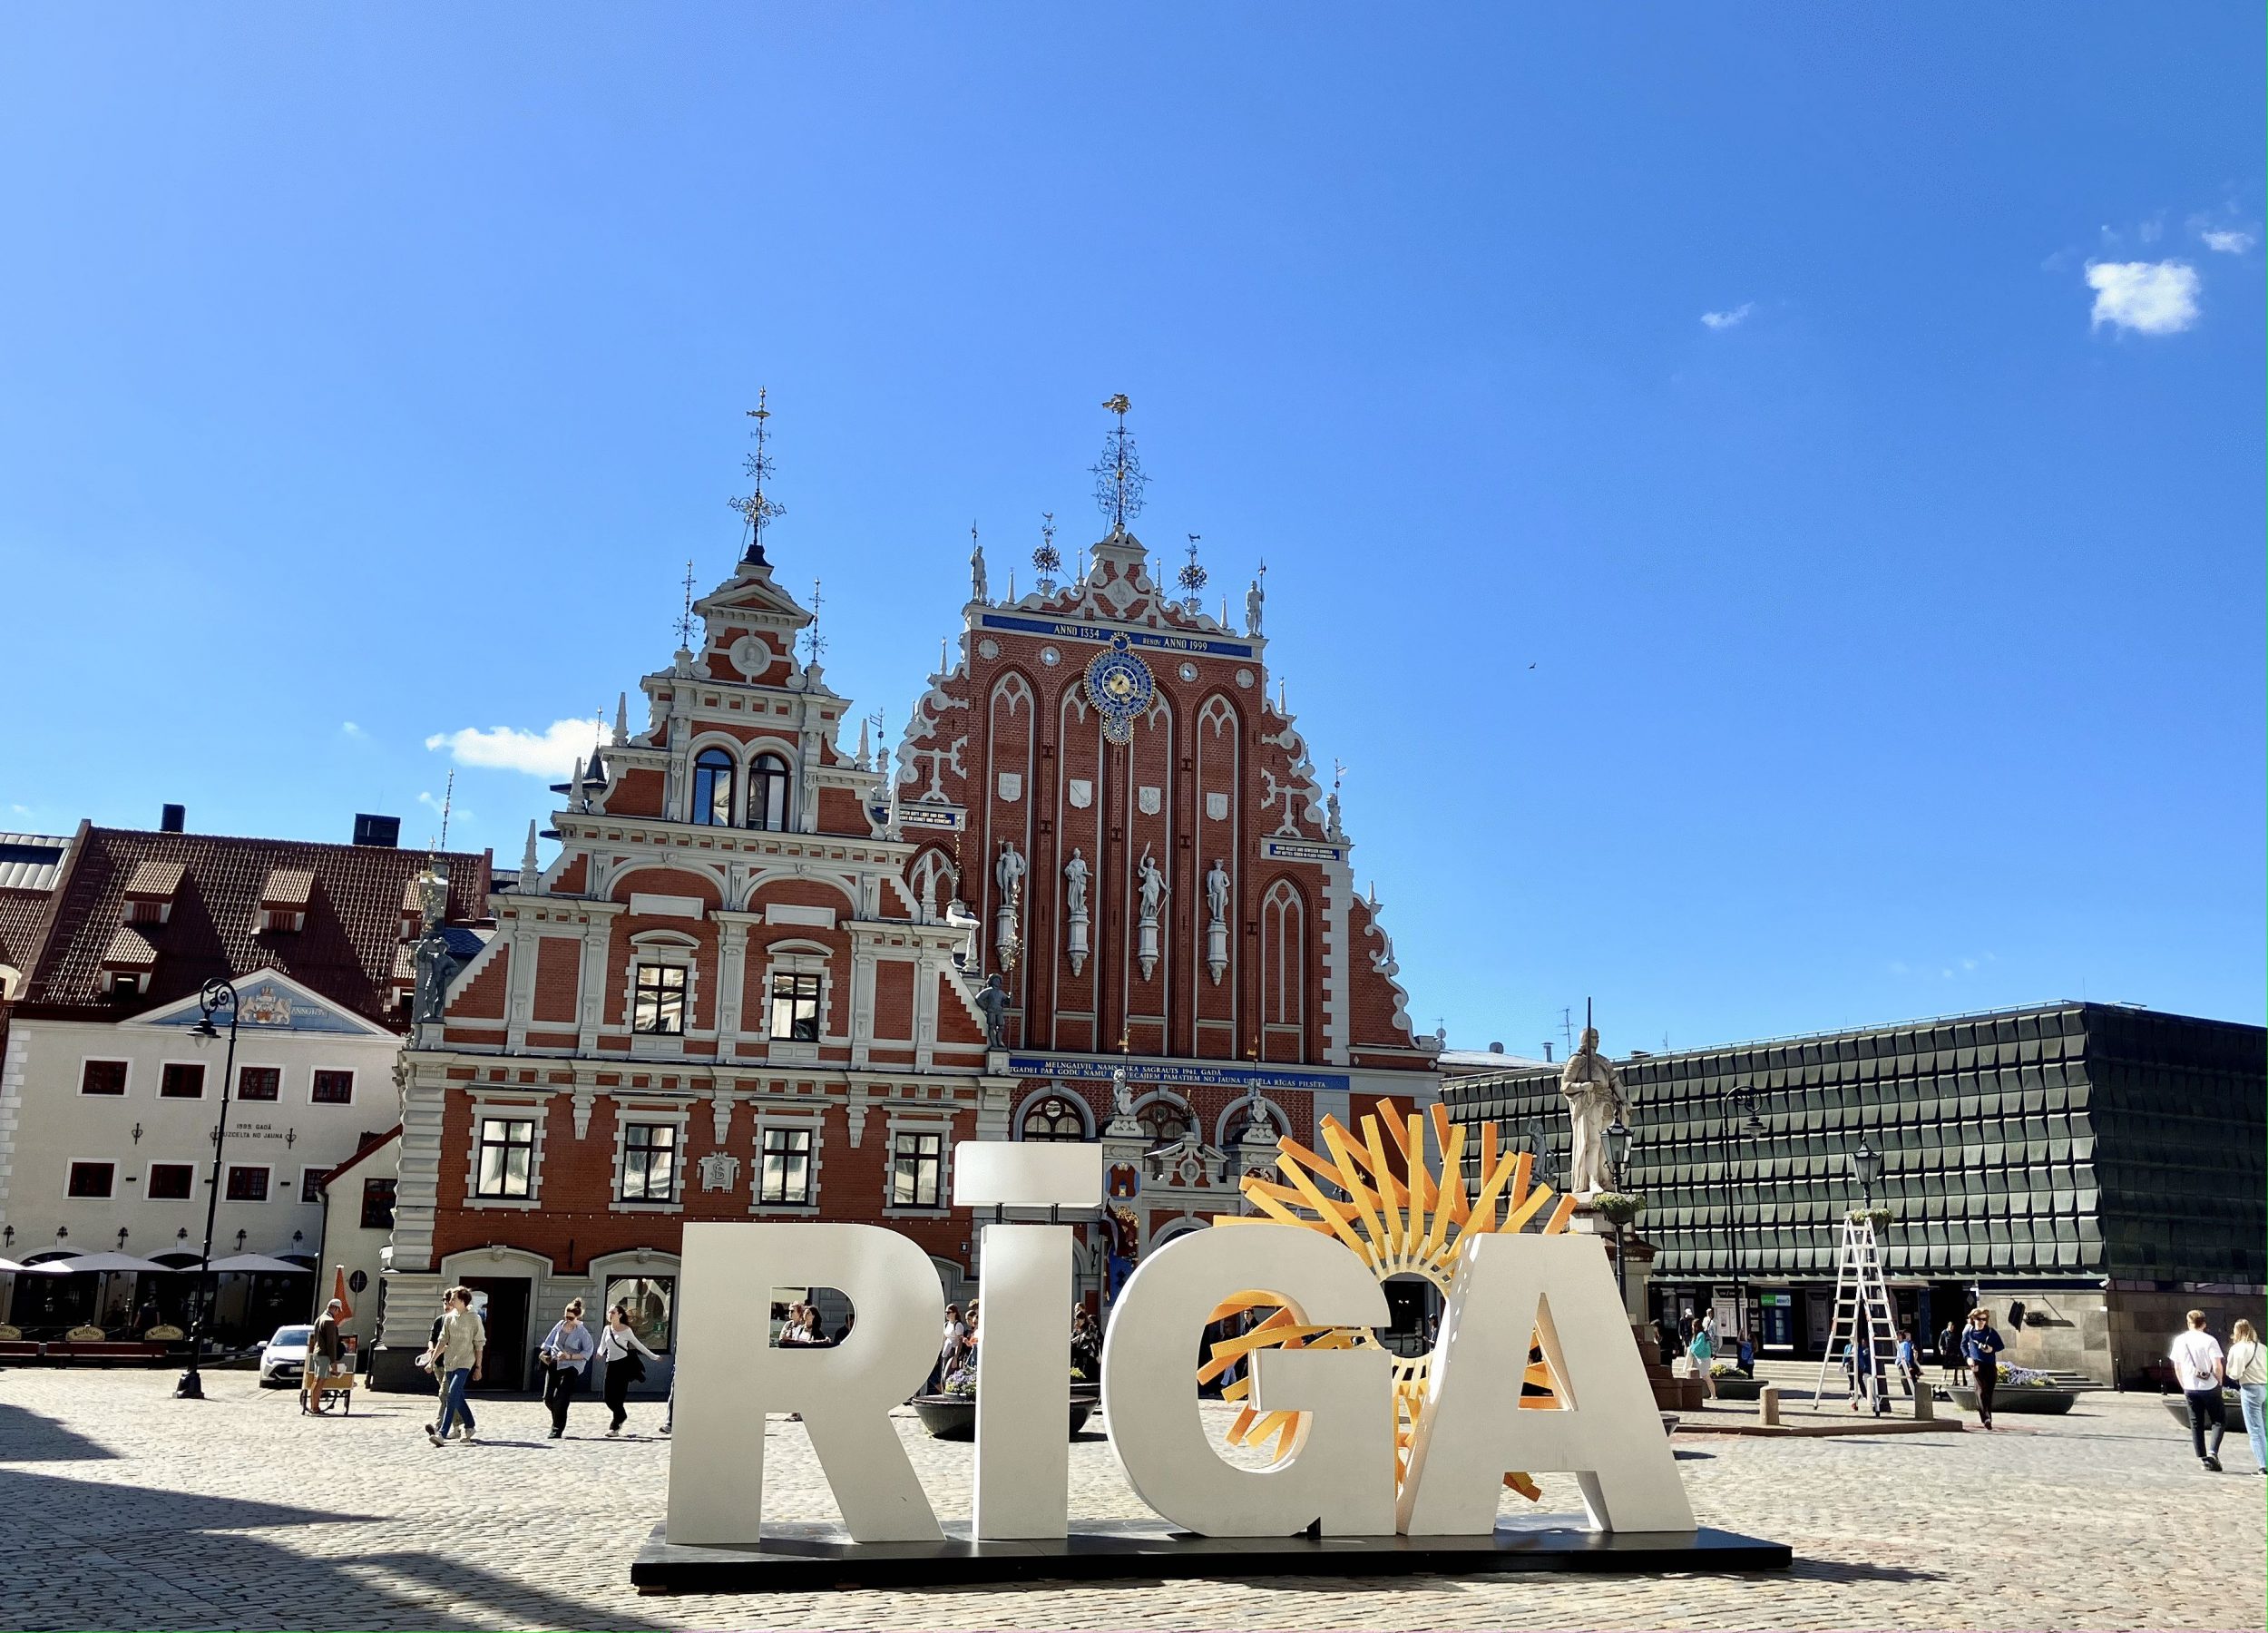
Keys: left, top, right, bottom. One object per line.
{"left": 383, "top": 402, "right": 1440, "bottom": 1386}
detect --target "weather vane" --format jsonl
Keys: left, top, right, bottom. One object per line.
{"left": 1090, "top": 393, "right": 1147, "bottom": 530}
{"left": 674, "top": 558, "right": 697, "bottom": 650}
{"left": 1032, "top": 511, "right": 1061, "bottom": 594}
{"left": 804, "top": 577, "right": 826, "bottom": 665}
{"left": 1178, "top": 533, "right": 1207, "bottom": 616}
{"left": 729, "top": 386, "right": 785, "bottom": 562}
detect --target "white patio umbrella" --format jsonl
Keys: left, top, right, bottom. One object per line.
{"left": 19, "top": 1251, "right": 175, "bottom": 1276}
{"left": 195, "top": 1253, "right": 313, "bottom": 1276}
{"left": 0, "top": 1257, "right": 25, "bottom": 1274}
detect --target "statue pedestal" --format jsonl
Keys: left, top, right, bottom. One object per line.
{"left": 1569, "top": 1205, "right": 1704, "bottom": 1413}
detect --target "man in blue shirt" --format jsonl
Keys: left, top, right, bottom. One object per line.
{"left": 1960, "top": 1307, "right": 2007, "bottom": 1430}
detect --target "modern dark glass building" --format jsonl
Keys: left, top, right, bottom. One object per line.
{"left": 1442, "top": 1002, "right": 2263, "bottom": 1384}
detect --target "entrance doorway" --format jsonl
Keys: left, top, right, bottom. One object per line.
{"left": 463, "top": 1277, "right": 529, "bottom": 1391}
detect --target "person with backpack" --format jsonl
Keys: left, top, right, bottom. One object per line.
{"left": 597, "top": 1300, "right": 659, "bottom": 1436}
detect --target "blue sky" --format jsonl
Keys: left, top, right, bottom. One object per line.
{"left": 2, "top": 8, "right": 2260, "bottom": 1050}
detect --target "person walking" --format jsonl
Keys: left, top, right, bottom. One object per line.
{"left": 537, "top": 1298, "right": 597, "bottom": 1439}
{"left": 2171, "top": 1309, "right": 2227, "bottom": 1472}
{"left": 1686, "top": 1318, "right": 1716, "bottom": 1400}
{"left": 1938, "top": 1317, "right": 1964, "bottom": 1386}
{"left": 302, "top": 1297, "right": 346, "bottom": 1415}
{"left": 427, "top": 1286, "right": 484, "bottom": 1447}
{"left": 1895, "top": 1325, "right": 1923, "bottom": 1401}
{"left": 2224, "top": 1318, "right": 2265, "bottom": 1476}
{"left": 1960, "top": 1307, "right": 2006, "bottom": 1431}
{"left": 597, "top": 1301, "right": 659, "bottom": 1436}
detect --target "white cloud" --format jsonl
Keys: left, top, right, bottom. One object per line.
{"left": 425, "top": 719, "right": 599, "bottom": 777}
{"left": 2085, "top": 260, "right": 2200, "bottom": 335}
{"left": 1700, "top": 302, "right": 1754, "bottom": 330}
{"left": 339, "top": 721, "right": 366, "bottom": 740}
{"left": 2201, "top": 228, "right": 2253, "bottom": 255}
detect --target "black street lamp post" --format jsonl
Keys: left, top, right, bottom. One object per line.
{"left": 176, "top": 977, "right": 240, "bottom": 1400}
{"left": 1605, "top": 1118, "right": 1634, "bottom": 1304}
{"left": 1721, "top": 1089, "right": 1766, "bottom": 1345}
{"left": 1852, "top": 1139, "right": 1882, "bottom": 1208}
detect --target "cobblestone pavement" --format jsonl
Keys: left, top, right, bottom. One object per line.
{"left": 0, "top": 1368, "right": 2259, "bottom": 1631}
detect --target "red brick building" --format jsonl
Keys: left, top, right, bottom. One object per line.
{"left": 386, "top": 428, "right": 1440, "bottom": 1389}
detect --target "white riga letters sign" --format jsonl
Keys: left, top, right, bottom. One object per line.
{"left": 664, "top": 1142, "right": 1693, "bottom": 1547}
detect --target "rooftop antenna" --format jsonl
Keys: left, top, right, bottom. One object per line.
{"left": 1178, "top": 533, "right": 1207, "bottom": 616}
{"left": 729, "top": 387, "right": 785, "bottom": 564}
{"left": 804, "top": 577, "right": 826, "bottom": 666}
{"left": 1558, "top": 1005, "right": 1576, "bottom": 1055}
{"left": 436, "top": 770, "right": 455, "bottom": 850}
{"left": 1032, "top": 512, "right": 1061, "bottom": 595}
{"left": 1091, "top": 394, "right": 1147, "bottom": 532}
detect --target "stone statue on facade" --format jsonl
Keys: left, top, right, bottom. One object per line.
{"left": 1246, "top": 575, "right": 1264, "bottom": 636}
{"left": 1204, "top": 858, "right": 1230, "bottom": 925}
{"left": 1063, "top": 848, "right": 1090, "bottom": 918}
{"left": 995, "top": 839, "right": 1025, "bottom": 903}
{"left": 1137, "top": 847, "right": 1168, "bottom": 922}
{"left": 1204, "top": 857, "right": 1231, "bottom": 986}
{"left": 976, "top": 972, "right": 1010, "bottom": 1049}
{"left": 970, "top": 533, "right": 988, "bottom": 602}
{"left": 411, "top": 928, "right": 457, "bottom": 1028}
{"left": 1559, "top": 1023, "right": 1631, "bottom": 1197}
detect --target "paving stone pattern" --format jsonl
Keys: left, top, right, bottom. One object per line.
{"left": 0, "top": 1369, "right": 2259, "bottom": 1631}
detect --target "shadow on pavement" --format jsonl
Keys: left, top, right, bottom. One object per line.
{"left": 0, "top": 1397, "right": 118, "bottom": 1462}
{"left": 0, "top": 1466, "right": 679, "bottom": 1632}
{"left": 1787, "top": 1557, "right": 1946, "bottom": 1587}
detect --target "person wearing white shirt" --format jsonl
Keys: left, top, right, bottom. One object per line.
{"left": 2224, "top": 1318, "right": 2266, "bottom": 1476}
{"left": 2170, "top": 1310, "right": 2227, "bottom": 1472}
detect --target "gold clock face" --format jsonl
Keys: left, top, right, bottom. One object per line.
{"left": 1105, "top": 672, "right": 1135, "bottom": 700}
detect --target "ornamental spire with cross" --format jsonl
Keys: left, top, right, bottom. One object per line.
{"left": 1178, "top": 532, "right": 1207, "bottom": 615}
{"left": 1090, "top": 393, "right": 1147, "bottom": 532}
{"left": 1032, "top": 511, "right": 1061, "bottom": 594}
{"left": 673, "top": 558, "right": 697, "bottom": 653}
{"left": 803, "top": 576, "right": 826, "bottom": 665}
{"left": 729, "top": 387, "right": 786, "bottom": 565}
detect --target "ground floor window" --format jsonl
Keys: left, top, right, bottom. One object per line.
{"left": 891, "top": 1130, "right": 943, "bottom": 1208}
{"left": 760, "top": 1126, "right": 814, "bottom": 1205}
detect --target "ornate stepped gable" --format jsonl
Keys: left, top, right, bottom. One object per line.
{"left": 894, "top": 522, "right": 1433, "bottom": 1081}
{"left": 437, "top": 543, "right": 992, "bottom": 1068}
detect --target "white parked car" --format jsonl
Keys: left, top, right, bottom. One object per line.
{"left": 257, "top": 1325, "right": 314, "bottom": 1386}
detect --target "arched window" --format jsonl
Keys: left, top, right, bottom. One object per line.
{"left": 1138, "top": 1100, "right": 1192, "bottom": 1147}
{"left": 1021, "top": 1094, "right": 1086, "bottom": 1142}
{"left": 690, "top": 748, "right": 734, "bottom": 826}
{"left": 748, "top": 752, "right": 791, "bottom": 832}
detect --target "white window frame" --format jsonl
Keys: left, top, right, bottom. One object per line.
{"left": 156, "top": 1058, "right": 210, "bottom": 1100}
{"left": 77, "top": 1056, "right": 131, "bottom": 1098}
{"left": 308, "top": 1066, "right": 356, "bottom": 1107}
{"left": 611, "top": 1102, "right": 692, "bottom": 1213}
{"left": 298, "top": 1166, "right": 327, "bottom": 1206}
{"left": 625, "top": 931, "right": 699, "bottom": 1053}
{"left": 1132, "top": 1090, "right": 1198, "bottom": 1147}
{"left": 464, "top": 1094, "right": 549, "bottom": 1211}
{"left": 882, "top": 1110, "right": 955, "bottom": 1216}
{"left": 752, "top": 1109, "right": 825, "bottom": 1215}
{"left": 64, "top": 1157, "right": 116, "bottom": 1199}
{"left": 231, "top": 1061, "right": 286, "bottom": 1104}
{"left": 144, "top": 1159, "right": 198, "bottom": 1202}
{"left": 1014, "top": 1083, "right": 1095, "bottom": 1143}
{"left": 223, "top": 1162, "right": 274, "bottom": 1205}
{"left": 760, "top": 940, "right": 832, "bottom": 1065}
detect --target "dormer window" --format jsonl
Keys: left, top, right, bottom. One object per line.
{"left": 98, "top": 925, "right": 160, "bottom": 997}
{"left": 121, "top": 858, "right": 185, "bottom": 925}
{"left": 690, "top": 748, "right": 734, "bottom": 826}
{"left": 748, "top": 752, "right": 790, "bottom": 832}
{"left": 258, "top": 867, "right": 314, "bottom": 934}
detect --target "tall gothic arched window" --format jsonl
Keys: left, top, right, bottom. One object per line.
{"left": 690, "top": 748, "right": 734, "bottom": 826}
{"left": 1021, "top": 1094, "right": 1085, "bottom": 1142}
{"left": 748, "top": 752, "right": 791, "bottom": 832}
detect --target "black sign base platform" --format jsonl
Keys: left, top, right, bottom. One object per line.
{"left": 631, "top": 1519, "right": 1791, "bottom": 1593}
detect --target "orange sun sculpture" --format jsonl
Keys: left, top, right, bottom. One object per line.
{"left": 1201, "top": 1102, "right": 1575, "bottom": 1502}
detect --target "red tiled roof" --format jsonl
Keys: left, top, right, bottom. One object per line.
{"left": 261, "top": 867, "right": 318, "bottom": 908}
{"left": 318, "top": 1124, "right": 403, "bottom": 1187}
{"left": 100, "top": 925, "right": 161, "bottom": 969}
{"left": 123, "top": 858, "right": 186, "bottom": 898}
{"left": 17, "top": 828, "right": 490, "bottom": 1029}
{"left": 0, "top": 886, "right": 49, "bottom": 973}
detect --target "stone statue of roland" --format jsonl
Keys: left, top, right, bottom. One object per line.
{"left": 1559, "top": 1023, "right": 1630, "bottom": 1197}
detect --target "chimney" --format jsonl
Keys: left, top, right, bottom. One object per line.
{"left": 160, "top": 804, "right": 185, "bottom": 833}
{"left": 1542, "top": 1041, "right": 1554, "bottom": 1062}
{"left": 353, "top": 814, "right": 401, "bottom": 848}
{"left": 1488, "top": 1041, "right": 1504, "bottom": 1054}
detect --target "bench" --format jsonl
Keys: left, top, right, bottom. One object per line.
{"left": 44, "top": 1340, "right": 174, "bottom": 1365}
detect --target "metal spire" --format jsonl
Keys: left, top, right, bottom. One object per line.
{"left": 1032, "top": 512, "right": 1061, "bottom": 595}
{"left": 1178, "top": 532, "right": 1207, "bottom": 616}
{"left": 1090, "top": 393, "right": 1147, "bottom": 531}
{"left": 674, "top": 559, "right": 697, "bottom": 653}
{"left": 730, "top": 388, "right": 785, "bottom": 565}
{"left": 803, "top": 577, "right": 826, "bottom": 666}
